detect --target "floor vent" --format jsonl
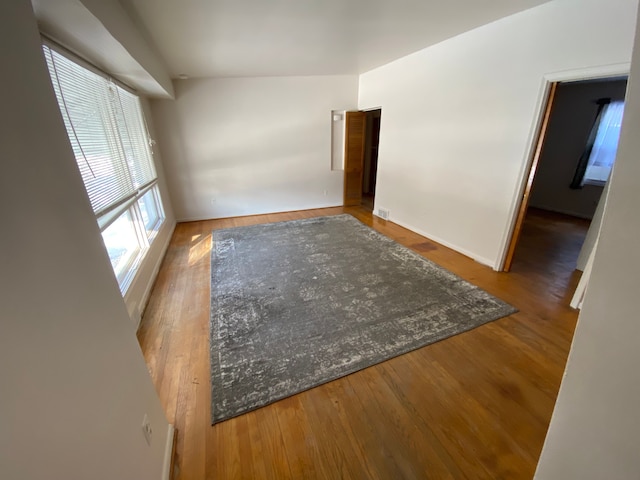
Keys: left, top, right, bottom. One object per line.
{"left": 377, "top": 208, "right": 389, "bottom": 220}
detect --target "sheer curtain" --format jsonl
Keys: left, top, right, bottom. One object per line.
{"left": 583, "top": 101, "right": 625, "bottom": 184}
{"left": 571, "top": 98, "right": 625, "bottom": 188}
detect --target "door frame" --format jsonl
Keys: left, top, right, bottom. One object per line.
{"left": 501, "top": 81, "right": 558, "bottom": 272}
{"left": 496, "top": 63, "right": 631, "bottom": 271}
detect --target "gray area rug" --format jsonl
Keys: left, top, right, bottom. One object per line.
{"left": 210, "top": 214, "right": 516, "bottom": 424}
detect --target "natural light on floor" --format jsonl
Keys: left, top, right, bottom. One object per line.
{"left": 188, "top": 234, "right": 211, "bottom": 266}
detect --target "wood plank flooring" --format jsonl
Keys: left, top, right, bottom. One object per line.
{"left": 137, "top": 206, "right": 588, "bottom": 479}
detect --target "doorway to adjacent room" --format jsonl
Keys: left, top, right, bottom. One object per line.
{"left": 343, "top": 109, "right": 381, "bottom": 211}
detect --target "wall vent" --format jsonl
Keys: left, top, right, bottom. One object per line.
{"left": 377, "top": 208, "right": 389, "bottom": 220}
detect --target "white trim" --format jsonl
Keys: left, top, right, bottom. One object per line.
{"left": 543, "top": 63, "right": 630, "bottom": 83}
{"left": 526, "top": 206, "right": 594, "bottom": 220}
{"left": 386, "top": 215, "right": 495, "bottom": 268}
{"left": 495, "top": 78, "right": 552, "bottom": 270}
{"left": 496, "top": 63, "right": 631, "bottom": 271}
{"left": 161, "top": 424, "right": 175, "bottom": 480}
{"left": 42, "top": 35, "right": 140, "bottom": 94}
{"left": 570, "top": 239, "right": 596, "bottom": 310}
{"left": 135, "top": 220, "right": 177, "bottom": 328}
{"left": 175, "top": 204, "right": 344, "bottom": 223}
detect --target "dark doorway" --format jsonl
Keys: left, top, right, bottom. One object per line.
{"left": 362, "top": 109, "right": 381, "bottom": 210}
{"left": 506, "top": 76, "right": 627, "bottom": 287}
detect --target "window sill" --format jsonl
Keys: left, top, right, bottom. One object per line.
{"left": 583, "top": 179, "right": 607, "bottom": 187}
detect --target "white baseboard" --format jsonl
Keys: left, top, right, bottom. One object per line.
{"left": 176, "top": 204, "right": 344, "bottom": 223}
{"left": 161, "top": 424, "right": 175, "bottom": 480}
{"left": 388, "top": 216, "right": 495, "bottom": 268}
{"left": 529, "top": 205, "right": 594, "bottom": 220}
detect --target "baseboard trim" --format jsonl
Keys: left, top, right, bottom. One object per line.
{"left": 388, "top": 216, "right": 495, "bottom": 268}
{"left": 176, "top": 204, "right": 344, "bottom": 223}
{"left": 161, "top": 424, "right": 176, "bottom": 480}
{"left": 528, "top": 205, "right": 594, "bottom": 220}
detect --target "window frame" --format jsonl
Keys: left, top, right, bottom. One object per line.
{"left": 43, "top": 39, "right": 165, "bottom": 294}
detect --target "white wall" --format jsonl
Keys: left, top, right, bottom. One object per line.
{"left": 151, "top": 75, "right": 359, "bottom": 221}
{"left": 535, "top": 3, "right": 640, "bottom": 476}
{"left": 529, "top": 79, "right": 627, "bottom": 219}
{"left": 358, "top": 0, "right": 638, "bottom": 267}
{"left": 32, "top": 0, "right": 174, "bottom": 98}
{"left": 80, "top": 0, "right": 173, "bottom": 97}
{"left": 0, "top": 1, "right": 170, "bottom": 478}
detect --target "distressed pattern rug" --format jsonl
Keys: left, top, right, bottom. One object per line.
{"left": 210, "top": 214, "right": 516, "bottom": 423}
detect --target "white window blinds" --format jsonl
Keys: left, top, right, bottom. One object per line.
{"left": 43, "top": 45, "right": 156, "bottom": 218}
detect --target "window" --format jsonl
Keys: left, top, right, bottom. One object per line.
{"left": 571, "top": 99, "right": 625, "bottom": 189}
{"left": 583, "top": 100, "right": 624, "bottom": 186}
{"left": 43, "top": 44, "right": 165, "bottom": 293}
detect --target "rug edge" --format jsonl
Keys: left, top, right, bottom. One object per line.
{"left": 209, "top": 213, "right": 519, "bottom": 425}
{"left": 211, "top": 304, "right": 518, "bottom": 425}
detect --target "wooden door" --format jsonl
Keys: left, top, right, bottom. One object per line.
{"left": 343, "top": 111, "right": 366, "bottom": 206}
{"left": 502, "top": 82, "right": 558, "bottom": 271}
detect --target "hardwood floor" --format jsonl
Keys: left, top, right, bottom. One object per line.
{"left": 510, "top": 208, "right": 590, "bottom": 293}
{"left": 361, "top": 193, "right": 375, "bottom": 211}
{"left": 137, "top": 206, "right": 587, "bottom": 479}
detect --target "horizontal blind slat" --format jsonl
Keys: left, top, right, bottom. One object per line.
{"left": 43, "top": 45, "right": 157, "bottom": 217}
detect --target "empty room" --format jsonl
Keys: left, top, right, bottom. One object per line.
{"left": 3, "top": 0, "right": 640, "bottom": 479}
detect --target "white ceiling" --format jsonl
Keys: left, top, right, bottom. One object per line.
{"left": 119, "top": 0, "right": 551, "bottom": 79}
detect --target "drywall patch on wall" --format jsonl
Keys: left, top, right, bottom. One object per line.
{"left": 151, "top": 75, "right": 359, "bottom": 221}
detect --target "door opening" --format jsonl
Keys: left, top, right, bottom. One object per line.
{"left": 343, "top": 109, "right": 382, "bottom": 210}
{"left": 362, "top": 109, "right": 381, "bottom": 211}
{"left": 502, "top": 82, "right": 558, "bottom": 271}
{"left": 503, "top": 76, "right": 628, "bottom": 290}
